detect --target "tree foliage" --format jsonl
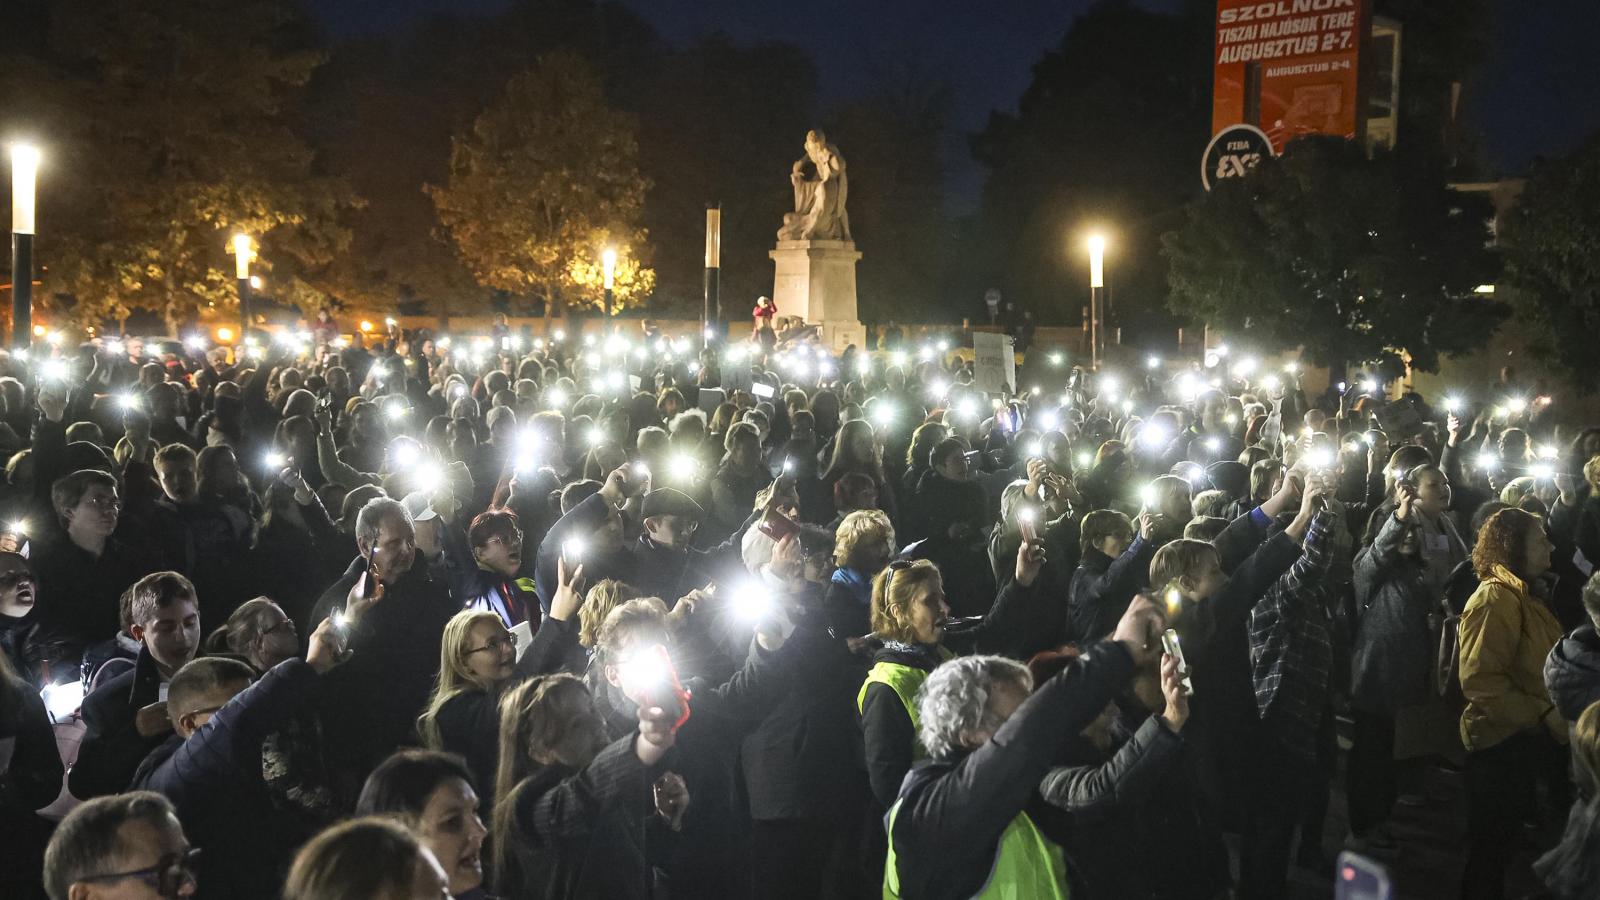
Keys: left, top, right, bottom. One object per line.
{"left": 428, "top": 52, "right": 654, "bottom": 313}
{"left": 831, "top": 58, "right": 953, "bottom": 323}
{"left": 1162, "top": 136, "right": 1504, "bottom": 371}
{"left": 1497, "top": 134, "right": 1600, "bottom": 387}
{"left": 0, "top": 0, "right": 359, "bottom": 332}
{"left": 969, "top": 0, "right": 1212, "bottom": 330}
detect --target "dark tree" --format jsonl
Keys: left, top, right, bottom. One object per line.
{"left": 1162, "top": 136, "right": 1504, "bottom": 372}
{"left": 1497, "top": 134, "right": 1600, "bottom": 388}
{"left": 969, "top": 0, "right": 1212, "bottom": 332}
{"left": 0, "top": 0, "right": 359, "bottom": 332}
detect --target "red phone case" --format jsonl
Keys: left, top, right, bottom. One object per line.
{"left": 648, "top": 644, "right": 692, "bottom": 733}
{"left": 758, "top": 508, "right": 800, "bottom": 542}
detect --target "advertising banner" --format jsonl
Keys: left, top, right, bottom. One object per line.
{"left": 1212, "top": 0, "right": 1370, "bottom": 153}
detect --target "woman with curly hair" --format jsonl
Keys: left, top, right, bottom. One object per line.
{"left": 1457, "top": 507, "right": 1565, "bottom": 900}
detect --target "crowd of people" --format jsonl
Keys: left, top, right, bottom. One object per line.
{"left": 2, "top": 314, "right": 1600, "bottom": 900}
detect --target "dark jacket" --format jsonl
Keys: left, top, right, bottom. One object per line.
{"left": 740, "top": 600, "right": 870, "bottom": 820}
{"left": 887, "top": 641, "right": 1134, "bottom": 900}
{"left": 1067, "top": 537, "right": 1154, "bottom": 644}
{"left": 0, "top": 677, "right": 64, "bottom": 815}
{"left": 858, "top": 581, "right": 1045, "bottom": 807}
{"left": 133, "top": 659, "right": 322, "bottom": 900}
{"left": 1350, "top": 512, "right": 1436, "bottom": 713}
{"left": 1546, "top": 624, "right": 1600, "bottom": 725}
{"left": 69, "top": 646, "right": 167, "bottom": 799}
{"left": 587, "top": 622, "right": 804, "bottom": 899}
{"left": 435, "top": 616, "right": 581, "bottom": 804}
{"left": 1038, "top": 712, "right": 1226, "bottom": 900}
{"left": 494, "top": 732, "right": 670, "bottom": 900}
{"left": 310, "top": 553, "right": 457, "bottom": 794}
{"left": 31, "top": 534, "right": 152, "bottom": 666}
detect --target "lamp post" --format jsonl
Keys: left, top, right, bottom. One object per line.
{"left": 10, "top": 144, "right": 40, "bottom": 351}
{"left": 601, "top": 247, "right": 617, "bottom": 324}
{"left": 232, "top": 234, "right": 253, "bottom": 342}
{"left": 1086, "top": 233, "right": 1107, "bottom": 371}
{"left": 704, "top": 203, "right": 721, "bottom": 342}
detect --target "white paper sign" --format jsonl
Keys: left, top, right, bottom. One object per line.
{"left": 972, "top": 332, "right": 1015, "bottom": 394}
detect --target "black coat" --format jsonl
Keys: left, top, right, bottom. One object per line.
{"left": 69, "top": 646, "right": 167, "bottom": 799}
{"left": 434, "top": 616, "right": 582, "bottom": 805}
{"left": 310, "top": 553, "right": 457, "bottom": 794}
{"left": 31, "top": 534, "right": 151, "bottom": 666}
{"left": 133, "top": 659, "right": 322, "bottom": 900}
{"left": 739, "top": 601, "right": 870, "bottom": 820}
{"left": 886, "top": 641, "right": 1134, "bottom": 900}
{"left": 0, "top": 677, "right": 62, "bottom": 899}
{"left": 1067, "top": 538, "right": 1155, "bottom": 644}
{"left": 495, "top": 733, "right": 671, "bottom": 900}
{"left": 1038, "top": 712, "right": 1227, "bottom": 899}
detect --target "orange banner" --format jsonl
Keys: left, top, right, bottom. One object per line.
{"left": 1212, "top": 0, "right": 1369, "bottom": 152}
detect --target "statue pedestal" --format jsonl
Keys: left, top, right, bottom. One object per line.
{"left": 769, "top": 239, "right": 865, "bottom": 352}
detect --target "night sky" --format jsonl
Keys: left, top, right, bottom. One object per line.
{"left": 312, "top": 0, "right": 1600, "bottom": 202}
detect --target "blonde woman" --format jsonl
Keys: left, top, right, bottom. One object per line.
{"left": 417, "top": 558, "right": 585, "bottom": 806}
{"left": 858, "top": 541, "right": 1046, "bottom": 809}
{"left": 825, "top": 509, "right": 895, "bottom": 637}
{"left": 490, "top": 673, "right": 682, "bottom": 899}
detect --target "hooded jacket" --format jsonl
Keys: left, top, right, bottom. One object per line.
{"left": 1546, "top": 623, "right": 1600, "bottom": 725}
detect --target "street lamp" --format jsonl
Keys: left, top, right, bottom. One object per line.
{"left": 601, "top": 247, "right": 617, "bottom": 321}
{"left": 10, "top": 143, "right": 40, "bottom": 351}
{"left": 231, "top": 234, "right": 254, "bottom": 340}
{"left": 1086, "top": 233, "right": 1107, "bottom": 371}
{"left": 704, "top": 203, "right": 721, "bottom": 342}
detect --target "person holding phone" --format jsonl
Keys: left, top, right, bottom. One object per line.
{"left": 309, "top": 496, "right": 457, "bottom": 793}
{"left": 880, "top": 598, "right": 1163, "bottom": 900}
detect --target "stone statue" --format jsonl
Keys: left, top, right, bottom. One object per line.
{"left": 778, "top": 129, "right": 852, "bottom": 242}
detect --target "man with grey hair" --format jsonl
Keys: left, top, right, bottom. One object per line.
{"left": 43, "top": 791, "right": 197, "bottom": 899}
{"left": 882, "top": 594, "right": 1165, "bottom": 900}
{"left": 309, "top": 495, "right": 455, "bottom": 790}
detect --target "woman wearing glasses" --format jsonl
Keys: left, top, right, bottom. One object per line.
{"left": 419, "top": 558, "right": 586, "bottom": 807}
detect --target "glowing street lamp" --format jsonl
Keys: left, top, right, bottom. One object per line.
{"left": 231, "top": 234, "right": 255, "bottom": 339}
{"left": 704, "top": 203, "right": 722, "bottom": 342}
{"left": 1085, "top": 232, "right": 1108, "bottom": 371}
{"left": 10, "top": 143, "right": 41, "bottom": 350}
{"left": 601, "top": 247, "right": 617, "bottom": 320}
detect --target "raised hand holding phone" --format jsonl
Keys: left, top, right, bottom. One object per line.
{"left": 550, "top": 556, "right": 585, "bottom": 622}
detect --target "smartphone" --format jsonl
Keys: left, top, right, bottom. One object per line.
{"left": 1018, "top": 508, "right": 1039, "bottom": 544}
{"left": 639, "top": 644, "right": 691, "bottom": 733}
{"left": 1334, "top": 852, "right": 1393, "bottom": 900}
{"left": 561, "top": 537, "right": 585, "bottom": 569}
{"left": 361, "top": 556, "right": 379, "bottom": 599}
{"left": 758, "top": 507, "right": 800, "bottom": 542}
{"left": 1161, "top": 628, "right": 1193, "bottom": 694}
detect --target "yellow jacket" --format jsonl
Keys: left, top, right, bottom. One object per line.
{"left": 1457, "top": 565, "right": 1564, "bottom": 752}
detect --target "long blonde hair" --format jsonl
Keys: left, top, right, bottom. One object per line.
{"left": 1576, "top": 701, "right": 1600, "bottom": 792}
{"left": 489, "top": 674, "right": 593, "bottom": 887}
{"left": 417, "top": 610, "right": 505, "bottom": 749}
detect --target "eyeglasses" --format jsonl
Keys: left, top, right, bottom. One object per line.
{"left": 83, "top": 494, "right": 122, "bottom": 512}
{"left": 485, "top": 534, "right": 524, "bottom": 551}
{"left": 262, "top": 619, "right": 296, "bottom": 638}
{"left": 79, "top": 847, "right": 200, "bottom": 898}
{"left": 0, "top": 570, "right": 34, "bottom": 588}
{"left": 466, "top": 633, "right": 519, "bottom": 655}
